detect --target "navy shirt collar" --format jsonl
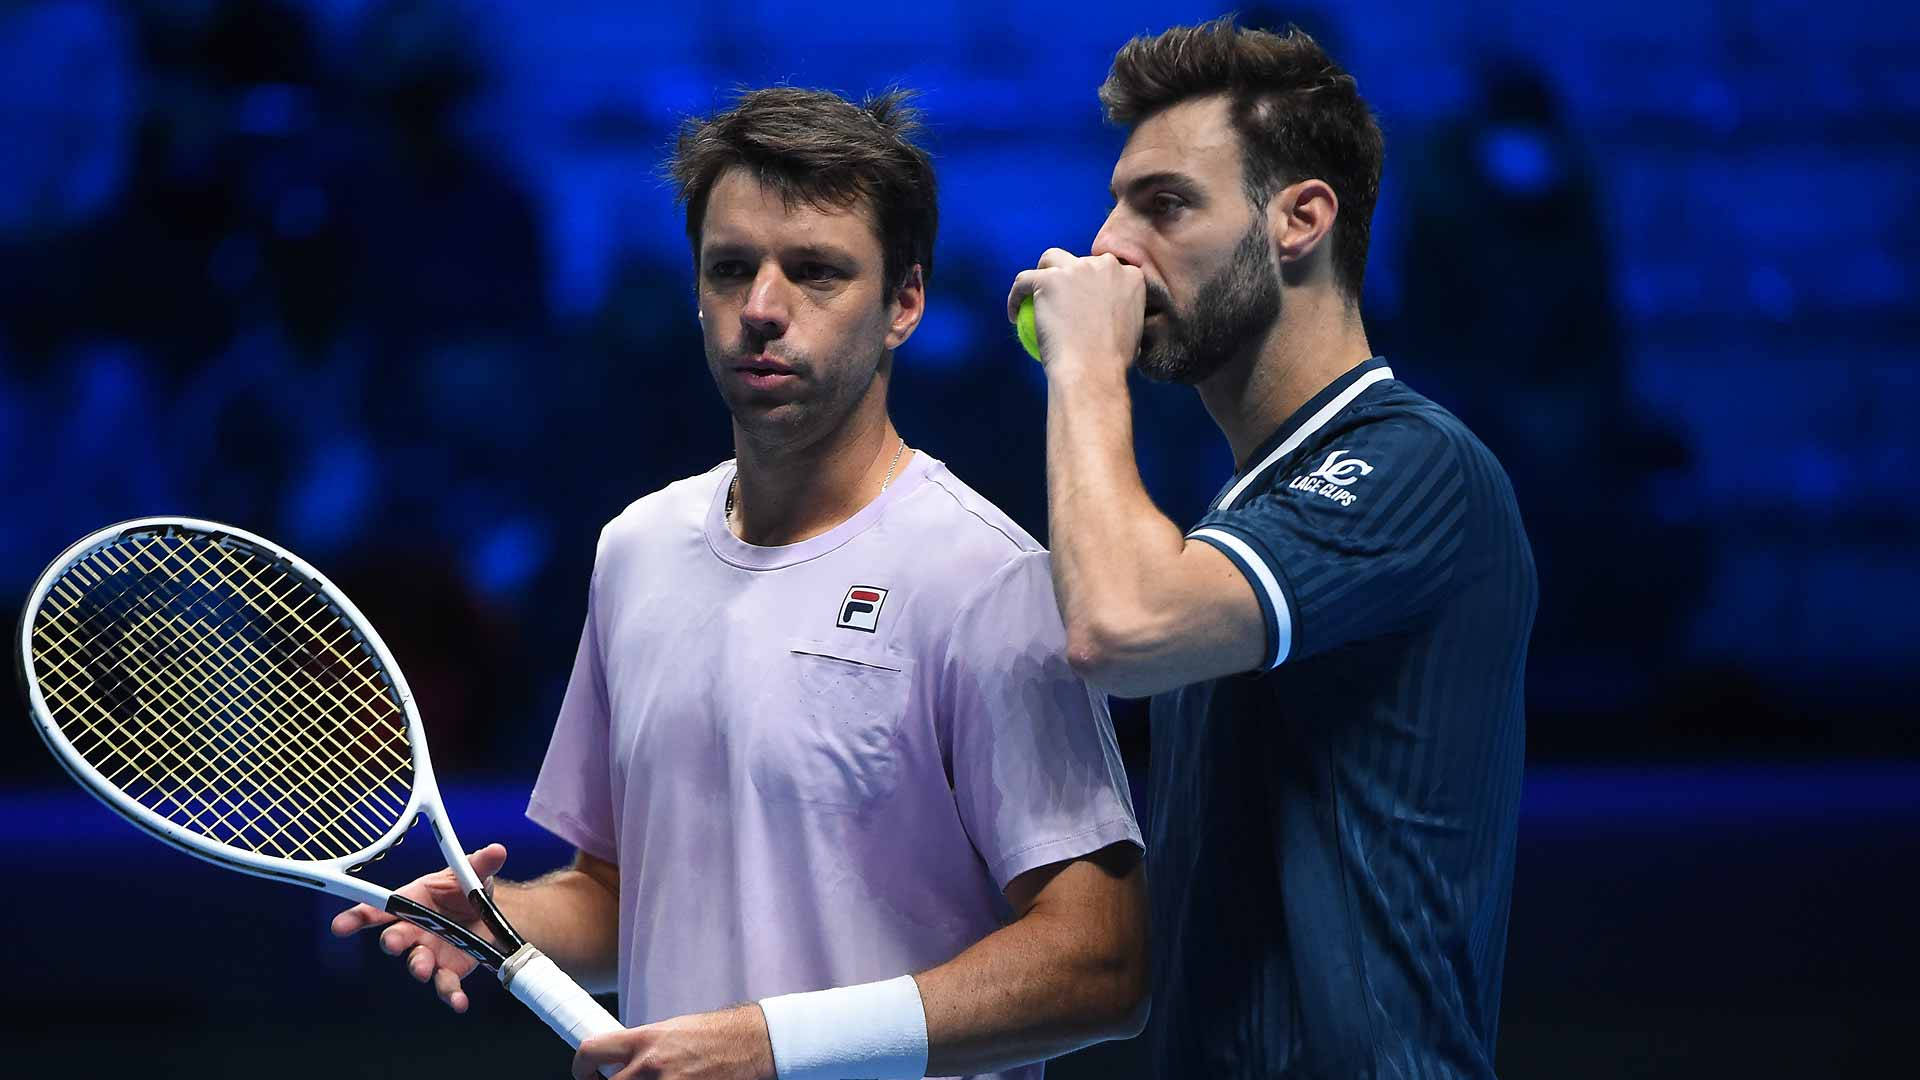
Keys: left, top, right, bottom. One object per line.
{"left": 1212, "top": 357, "right": 1395, "bottom": 511}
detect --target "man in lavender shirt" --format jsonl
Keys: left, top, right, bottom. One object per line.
{"left": 332, "top": 87, "right": 1148, "bottom": 1080}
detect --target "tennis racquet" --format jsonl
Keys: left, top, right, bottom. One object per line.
{"left": 17, "top": 517, "right": 623, "bottom": 1071}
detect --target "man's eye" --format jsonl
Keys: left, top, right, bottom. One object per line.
{"left": 709, "top": 261, "right": 747, "bottom": 279}
{"left": 799, "top": 263, "right": 841, "bottom": 283}
{"left": 1150, "top": 193, "right": 1187, "bottom": 216}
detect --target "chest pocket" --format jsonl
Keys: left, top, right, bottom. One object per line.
{"left": 748, "top": 640, "right": 914, "bottom": 812}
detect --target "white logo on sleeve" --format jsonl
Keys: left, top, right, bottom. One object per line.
{"left": 1288, "top": 449, "right": 1375, "bottom": 506}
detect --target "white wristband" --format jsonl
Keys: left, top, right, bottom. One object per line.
{"left": 757, "top": 974, "right": 929, "bottom": 1080}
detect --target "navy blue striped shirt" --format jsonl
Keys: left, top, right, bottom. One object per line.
{"left": 1147, "top": 357, "right": 1536, "bottom": 1079}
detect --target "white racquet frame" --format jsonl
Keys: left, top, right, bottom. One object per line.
{"left": 19, "top": 517, "right": 623, "bottom": 1068}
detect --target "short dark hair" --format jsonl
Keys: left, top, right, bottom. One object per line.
{"left": 1100, "top": 17, "right": 1383, "bottom": 302}
{"left": 667, "top": 86, "right": 938, "bottom": 293}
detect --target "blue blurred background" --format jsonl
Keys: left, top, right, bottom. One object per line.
{"left": 2, "top": 0, "right": 1915, "bottom": 1076}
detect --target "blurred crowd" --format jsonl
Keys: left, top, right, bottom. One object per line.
{"left": 1, "top": 0, "right": 1860, "bottom": 773}
{"left": 0, "top": 0, "right": 721, "bottom": 766}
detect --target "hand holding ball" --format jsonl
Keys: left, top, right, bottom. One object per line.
{"left": 1015, "top": 295, "right": 1041, "bottom": 362}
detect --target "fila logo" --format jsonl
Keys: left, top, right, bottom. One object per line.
{"left": 1288, "top": 449, "right": 1375, "bottom": 507}
{"left": 837, "top": 585, "right": 889, "bottom": 633}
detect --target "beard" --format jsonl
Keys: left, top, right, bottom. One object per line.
{"left": 1135, "top": 221, "right": 1282, "bottom": 385}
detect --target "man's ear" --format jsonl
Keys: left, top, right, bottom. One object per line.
{"left": 1269, "top": 178, "right": 1339, "bottom": 275}
{"left": 885, "top": 265, "right": 926, "bottom": 350}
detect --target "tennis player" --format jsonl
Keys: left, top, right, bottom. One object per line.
{"left": 333, "top": 88, "right": 1147, "bottom": 1080}
{"left": 1009, "top": 18, "right": 1537, "bottom": 1079}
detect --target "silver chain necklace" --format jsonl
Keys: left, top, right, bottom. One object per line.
{"left": 727, "top": 436, "right": 907, "bottom": 524}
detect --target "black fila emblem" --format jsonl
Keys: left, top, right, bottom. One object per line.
{"left": 837, "top": 585, "right": 889, "bottom": 633}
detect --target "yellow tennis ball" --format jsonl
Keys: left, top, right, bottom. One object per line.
{"left": 1016, "top": 295, "right": 1041, "bottom": 362}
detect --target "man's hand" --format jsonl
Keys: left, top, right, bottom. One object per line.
{"left": 330, "top": 842, "right": 509, "bottom": 1013}
{"left": 1007, "top": 248, "right": 1145, "bottom": 377}
{"left": 572, "top": 1004, "right": 776, "bottom": 1080}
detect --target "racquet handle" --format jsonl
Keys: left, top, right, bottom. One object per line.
{"left": 500, "top": 943, "right": 624, "bottom": 1077}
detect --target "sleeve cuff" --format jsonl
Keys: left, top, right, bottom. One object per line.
{"left": 986, "top": 818, "right": 1144, "bottom": 893}
{"left": 1189, "top": 525, "right": 1294, "bottom": 670}
{"left": 525, "top": 797, "right": 619, "bottom": 864}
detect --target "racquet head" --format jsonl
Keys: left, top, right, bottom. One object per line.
{"left": 21, "top": 519, "right": 424, "bottom": 865}
{"left": 18, "top": 518, "right": 622, "bottom": 1061}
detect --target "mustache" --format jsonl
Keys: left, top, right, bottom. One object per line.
{"left": 1143, "top": 280, "right": 1175, "bottom": 317}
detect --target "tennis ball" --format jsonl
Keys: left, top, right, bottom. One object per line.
{"left": 1016, "top": 295, "right": 1041, "bottom": 362}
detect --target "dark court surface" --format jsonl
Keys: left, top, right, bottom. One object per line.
{"left": 5, "top": 764, "right": 1914, "bottom": 1078}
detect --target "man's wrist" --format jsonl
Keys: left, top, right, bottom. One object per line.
{"left": 1044, "top": 349, "right": 1132, "bottom": 392}
{"left": 740, "top": 1004, "right": 778, "bottom": 1080}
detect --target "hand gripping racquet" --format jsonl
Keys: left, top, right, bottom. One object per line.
{"left": 17, "top": 518, "right": 623, "bottom": 1070}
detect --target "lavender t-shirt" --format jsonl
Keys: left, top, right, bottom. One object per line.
{"left": 527, "top": 452, "right": 1140, "bottom": 1080}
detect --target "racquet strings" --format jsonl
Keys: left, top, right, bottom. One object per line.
{"left": 29, "top": 528, "right": 414, "bottom": 863}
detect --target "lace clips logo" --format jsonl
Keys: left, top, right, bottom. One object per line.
{"left": 1288, "top": 449, "right": 1374, "bottom": 506}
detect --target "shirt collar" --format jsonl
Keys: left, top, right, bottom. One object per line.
{"left": 1213, "top": 357, "right": 1396, "bottom": 511}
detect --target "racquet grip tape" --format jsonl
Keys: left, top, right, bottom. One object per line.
{"left": 500, "top": 943, "right": 623, "bottom": 1077}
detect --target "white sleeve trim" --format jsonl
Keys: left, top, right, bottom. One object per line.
{"left": 1190, "top": 526, "right": 1293, "bottom": 669}
{"left": 1216, "top": 366, "right": 1395, "bottom": 510}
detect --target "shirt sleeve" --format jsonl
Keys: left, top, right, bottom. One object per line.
{"left": 1188, "top": 414, "right": 1488, "bottom": 671}
{"left": 526, "top": 562, "right": 620, "bottom": 863}
{"left": 942, "top": 551, "right": 1143, "bottom": 891}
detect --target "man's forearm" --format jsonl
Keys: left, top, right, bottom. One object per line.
{"left": 493, "top": 866, "right": 622, "bottom": 992}
{"left": 1045, "top": 361, "right": 1189, "bottom": 665}
{"left": 914, "top": 855, "right": 1150, "bottom": 1076}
